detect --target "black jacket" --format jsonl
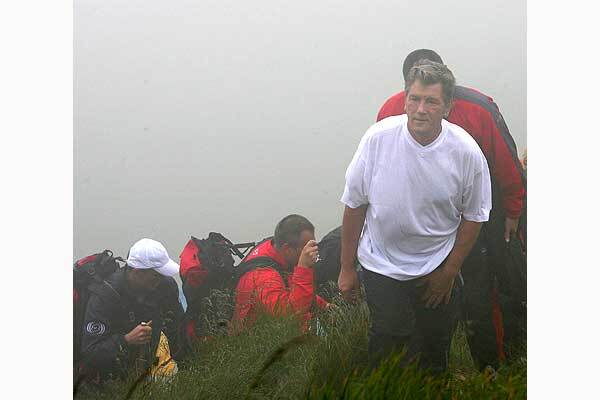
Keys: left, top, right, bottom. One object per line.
{"left": 80, "top": 268, "right": 184, "bottom": 381}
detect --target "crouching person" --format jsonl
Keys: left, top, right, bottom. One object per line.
{"left": 79, "top": 238, "right": 181, "bottom": 383}
{"left": 232, "top": 214, "right": 328, "bottom": 331}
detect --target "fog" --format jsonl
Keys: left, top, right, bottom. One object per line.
{"left": 74, "top": 0, "right": 526, "bottom": 261}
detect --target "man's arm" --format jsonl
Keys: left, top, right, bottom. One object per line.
{"left": 80, "top": 295, "right": 130, "bottom": 372}
{"left": 443, "top": 219, "right": 483, "bottom": 275}
{"left": 81, "top": 293, "right": 153, "bottom": 373}
{"left": 338, "top": 122, "right": 373, "bottom": 301}
{"left": 338, "top": 205, "right": 367, "bottom": 302}
{"left": 418, "top": 139, "right": 491, "bottom": 308}
{"left": 243, "top": 240, "right": 320, "bottom": 318}
{"left": 478, "top": 103, "right": 525, "bottom": 240}
{"left": 417, "top": 219, "right": 482, "bottom": 308}
{"left": 257, "top": 267, "right": 314, "bottom": 317}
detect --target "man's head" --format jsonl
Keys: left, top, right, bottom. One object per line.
{"left": 126, "top": 238, "right": 180, "bottom": 292}
{"left": 273, "top": 214, "right": 315, "bottom": 267}
{"left": 404, "top": 60, "right": 456, "bottom": 142}
{"left": 402, "top": 49, "right": 444, "bottom": 82}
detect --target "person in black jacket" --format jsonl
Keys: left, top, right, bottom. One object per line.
{"left": 80, "top": 238, "right": 182, "bottom": 382}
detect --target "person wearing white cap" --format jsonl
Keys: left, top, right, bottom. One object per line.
{"left": 127, "top": 238, "right": 180, "bottom": 278}
{"left": 79, "top": 238, "right": 184, "bottom": 383}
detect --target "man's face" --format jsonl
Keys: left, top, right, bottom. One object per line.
{"left": 282, "top": 230, "right": 315, "bottom": 267}
{"left": 131, "top": 268, "right": 163, "bottom": 292}
{"left": 404, "top": 80, "right": 450, "bottom": 140}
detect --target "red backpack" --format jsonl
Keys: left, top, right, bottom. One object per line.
{"left": 179, "top": 233, "right": 257, "bottom": 340}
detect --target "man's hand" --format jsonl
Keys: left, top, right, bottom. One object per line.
{"left": 416, "top": 265, "right": 458, "bottom": 309}
{"left": 124, "top": 320, "right": 152, "bottom": 346}
{"left": 338, "top": 266, "right": 360, "bottom": 303}
{"left": 299, "top": 240, "right": 319, "bottom": 268}
{"left": 505, "top": 217, "right": 519, "bottom": 242}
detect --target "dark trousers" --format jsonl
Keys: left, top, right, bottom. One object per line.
{"left": 460, "top": 236, "right": 500, "bottom": 369}
{"left": 361, "top": 267, "right": 459, "bottom": 374}
{"left": 461, "top": 215, "right": 527, "bottom": 369}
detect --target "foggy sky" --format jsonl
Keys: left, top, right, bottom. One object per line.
{"left": 74, "top": 0, "right": 526, "bottom": 261}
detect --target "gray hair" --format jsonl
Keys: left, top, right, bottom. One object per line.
{"left": 404, "top": 60, "right": 456, "bottom": 106}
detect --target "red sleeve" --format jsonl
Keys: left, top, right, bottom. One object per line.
{"left": 473, "top": 105, "right": 525, "bottom": 219}
{"left": 240, "top": 266, "right": 315, "bottom": 317}
{"left": 315, "top": 295, "right": 329, "bottom": 310}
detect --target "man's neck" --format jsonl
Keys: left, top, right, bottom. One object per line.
{"left": 408, "top": 125, "right": 442, "bottom": 146}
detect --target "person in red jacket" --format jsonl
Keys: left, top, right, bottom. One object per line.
{"left": 376, "top": 49, "right": 526, "bottom": 369}
{"left": 378, "top": 49, "right": 525, "bottom": 234}
{"left": 232, "top": 214, "right": 328, "bottom": 330}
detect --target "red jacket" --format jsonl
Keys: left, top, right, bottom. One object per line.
{"left": 377, "top": 86, "right": 525, "bottom": 219}
{"left": 232, "top": 239, "right": 327, "bottom": 329}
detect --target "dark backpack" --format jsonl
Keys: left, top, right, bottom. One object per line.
{"left": 73, "top": 250, "right": 125, "bottom": 376}
{"left": 179, "top": 232, "right": 257, "bottom": 339}
{"left": 232, "top": 236, "right": 282, "bottom": 280}
{"left": 314, "top": 226, "right": 343, "bottom": 299}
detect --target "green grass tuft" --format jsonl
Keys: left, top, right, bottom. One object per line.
{"left": 75, "top": 293, "right": 526, "bottom": 400}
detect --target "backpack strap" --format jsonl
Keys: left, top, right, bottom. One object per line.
{"left": 234, "top": 256, "right": 288, "bottom": 285}
{"left": 87, "top": 279, "right": 122, "bottom": 303}
{"left": 229, "top": 242, "right": 257, "bottom": 259}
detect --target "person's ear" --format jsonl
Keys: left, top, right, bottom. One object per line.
{"left": 279, "top": 243, "right": 290, "bottom": 257}
{"left": 444, "top": 99, "right": 453, "bottom": 117}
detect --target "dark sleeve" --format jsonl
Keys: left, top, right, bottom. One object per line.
{"left": 80, "top": 294, "right": 129, "bottom": 372}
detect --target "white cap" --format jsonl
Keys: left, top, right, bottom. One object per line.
{"left": 127, "top": 238, "right": 180, "bottom": 277}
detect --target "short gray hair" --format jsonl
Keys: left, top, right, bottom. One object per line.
{"left": 405, "top": 60, "right": 456, "bottom": 106}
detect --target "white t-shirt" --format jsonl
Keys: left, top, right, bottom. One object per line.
{"left": 341, "top": 114, "right": 491, "bottom": 281}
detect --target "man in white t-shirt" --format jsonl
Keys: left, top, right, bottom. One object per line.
{"left": 338, "top": 61, "right": 492, "bottom": 373}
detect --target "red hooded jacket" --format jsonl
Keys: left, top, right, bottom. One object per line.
{"left": 232, "top": 239, "right": 327, "bottom": 329}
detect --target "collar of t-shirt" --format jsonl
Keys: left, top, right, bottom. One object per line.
{"left": 404, "top": 120, "right": 448, "bottom": 153}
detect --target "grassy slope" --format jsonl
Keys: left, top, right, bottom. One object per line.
{"left": 76, "top": 295, "right": 526, "bottom": 400}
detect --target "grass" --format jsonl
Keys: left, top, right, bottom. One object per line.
{"left": 75, "top": 292, "right": 526, "bottom": 400}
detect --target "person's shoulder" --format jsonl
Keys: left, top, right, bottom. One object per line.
{"left": 454, "top": 85, "right": 494, "bottom": 104}
{"left": 444, "top": 120, "right": 483, "bottom": 154}
{"left": 381, "top": 91, "right": 405, "bottom": 106}
{"left": 87, "top": 282, "right": 123, "bottom": 313}
{"left": 158, "top": 275, "right": 178, "bottom": 289}
{"left": 364, "top": 114, "right": 406, "bottom": 141}
{"left": 88, "top": 269, "right": 128, "bottom": 305}
{"left": 377, "top": 91, "right": 406, "bottom": 120}
{"left": 453, "top": 85, "right": 500, "bottom": 117}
